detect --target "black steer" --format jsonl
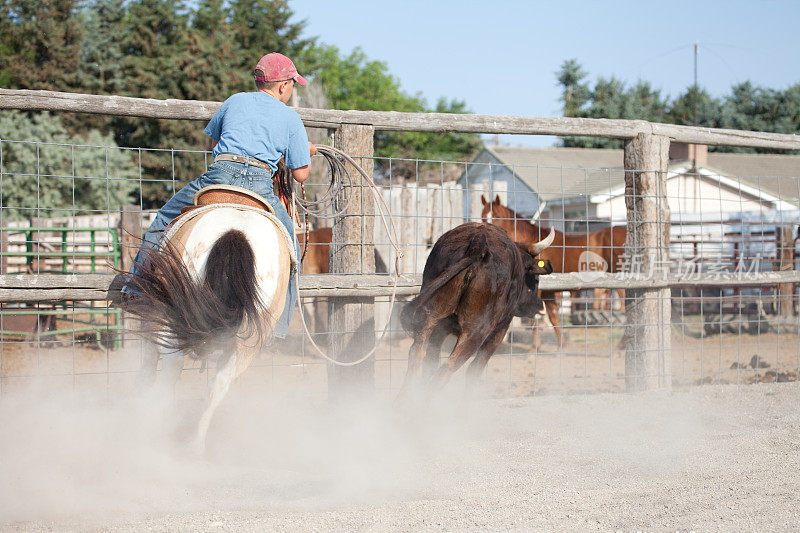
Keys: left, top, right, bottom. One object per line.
{"left": 399, "top": 222, "right": 553, "bottom": 394}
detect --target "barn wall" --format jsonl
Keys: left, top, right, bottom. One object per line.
{"left": 596, "top": 172, "right": 769, "bottom": 220}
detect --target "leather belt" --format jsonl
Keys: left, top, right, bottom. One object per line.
{"left": 215, "top": 153, "right": 272, "bottom": 172}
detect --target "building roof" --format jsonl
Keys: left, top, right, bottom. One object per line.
{"left": 480, "top": 146, "right": 624, "bottom": 201}
{"left": 479, "top": 145, "right": 800, "bottom": 205}
{"left": 704, "top": 152, "right": 800, "bottom": 203}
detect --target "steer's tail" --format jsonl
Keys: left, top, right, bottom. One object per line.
{"left": 400, "top": 231, "right": 490, "bottom": 334}
{"left": 122, "top": 230, "right": 265, "bottom": 359}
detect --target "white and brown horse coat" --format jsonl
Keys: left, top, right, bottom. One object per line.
{"left": 125, "top": 198, "right": 295, "bottom": 452}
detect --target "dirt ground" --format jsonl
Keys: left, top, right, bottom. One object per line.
{"left": 1, "top": 374, "right": 799, "bottom": 531}
{"left": 0, "top": 319, "right": 798, "bottom": 530}
{"left": 1, "top": 318, "right": 797, "bottom": 398}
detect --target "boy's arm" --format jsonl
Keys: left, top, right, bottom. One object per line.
{"left": 291, "top": 165, "right": 309, "bottom": 183}
{"left": 286, "top": 105, "right": 315, "bottom": 181}
{"left": 290, "top": 142, "right": 317, "bottom": 183}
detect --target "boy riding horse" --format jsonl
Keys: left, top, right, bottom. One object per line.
{"left": 122, "top": 52, "right": 315, "bottom": 339}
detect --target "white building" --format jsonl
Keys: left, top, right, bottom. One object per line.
{"left": 458, "top": 144, "right": 800, "bottom": 232}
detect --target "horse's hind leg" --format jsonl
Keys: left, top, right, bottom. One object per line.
{"left": 191, "top": 351, "right": 238, "bottom": 456}
{"left": 135, "top": 335, "right": 184, "bottom": 392}
{"left": 190, "top": 343, "right": 258, "bottom": 455}
{"left": 134, "top": 341, "right": 160, "bottom": 388}
{"left": 157, "top": 342, "right": 185, "bottom": 392}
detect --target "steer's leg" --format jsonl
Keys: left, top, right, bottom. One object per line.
{"left": 421, "top": 320, "right": 454, "bottom": 380}
{"left": 428, "top": 330, "right": 485, "bottom": 391}
{"left": 398, "top": 319, "right": 439, "bottom": 397}
{"left": 465, "top": 321, "right": 510, "bottom": 386}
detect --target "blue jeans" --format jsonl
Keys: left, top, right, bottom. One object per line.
{"left": 127, "top": 160, "right": 299, "bottom": 338}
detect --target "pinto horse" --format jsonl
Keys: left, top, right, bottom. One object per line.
{"left": 122, "top": 185, "right": 295, "bottom": 453}
{"left": 481, "top": 195, "right": 626, "bottom": 349}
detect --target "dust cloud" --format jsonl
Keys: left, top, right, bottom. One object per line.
{"left": 0, "top": 352, "right": 707, "bottom": 528}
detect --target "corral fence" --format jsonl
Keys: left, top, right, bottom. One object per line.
{"left": 1, "top": 88, "right": 799, "bottom": 397}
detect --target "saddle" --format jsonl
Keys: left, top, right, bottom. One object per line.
{"left": 173, "top": 185, "right": 274, "bottom": 223}
{"left": 163, "top": 184, "right": 297, "bottom": 268}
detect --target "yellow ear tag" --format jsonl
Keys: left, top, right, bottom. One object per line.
{"left": 537, "top": 260, "right": 545, "bottom": 267}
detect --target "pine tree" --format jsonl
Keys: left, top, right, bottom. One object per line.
{"left": 229, "top": 0, "right": 316, "bottom": 83}
{"left": 79, "top": 0, "right": 127, "bottom": 96}
{"left": 556, "top": 60, "right": 800, "bottom": 153}
{"left": 557, "top": 59, "right": 590, "bottom": 118}
{"left": 666, "top": 87, "right": 720, "bottom": 128}
{"left": 116, "top": 0, "right": 196, "bottom": 205}
{"left": 0, "top": 0, "right": 84, "bottom": 91}
{"left": 179, "top": 0, "right": 239, "bottom": 103}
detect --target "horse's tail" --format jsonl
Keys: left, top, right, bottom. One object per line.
{"left": 400, "top": 233, "right": 489, "bottom": 334}
{"left": 122, "top": 230, "right": 264, "bottom": 359}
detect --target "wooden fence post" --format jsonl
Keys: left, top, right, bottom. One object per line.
{"left": 118, "top": 205, "right": 142, "bottom": 347}
{"left": 623, "top": 133, "right": 671, "bottom": 392}
{"left": 0, "top": 229, "right": 6, "bottom": 275}
{"left": 777, "top": 225, "right": 794, "bottom": 318}
{"left": 119, "top": 205, "right": 142, "bottom": 272}
{"left": 328, "top": 124, "right": 375, "bottom": 399}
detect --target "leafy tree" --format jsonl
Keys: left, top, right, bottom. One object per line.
{"left": 314, "top": 47, "right": 422, "bottom": 113}
{"left": 557, "top": 60, "right": 800, "bottom": 152}
{"left": 314, "top": 46, "right": 481, "bottom": 179}
{"left": 0, "top": 111, "right": 138, "bottom": 221}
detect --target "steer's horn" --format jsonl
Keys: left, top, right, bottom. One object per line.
{"left": 527, "top": 227, "right": 555, "bottom": 255}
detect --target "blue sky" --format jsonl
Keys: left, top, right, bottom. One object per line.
{"left": 290, "top": 0, "right": 800, "bottom": 146}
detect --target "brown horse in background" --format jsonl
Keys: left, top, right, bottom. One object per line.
{"left": 296, "top": 227, "right": 388, "bottom": 336}
{"left": 296, "top": 227, "right": 331, "bottom": 336}
{"left": 298, "top": 227, "right": 332, "bottom": 275}
{"left": 481, "top": 195, "right": 626, "bottom": 349}
{"left": 592, "top": 224, "right": 627, "bottom": 311}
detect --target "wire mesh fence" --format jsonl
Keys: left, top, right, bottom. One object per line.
{"left": 1, "top": 135, "right": 799, "bottom": 397}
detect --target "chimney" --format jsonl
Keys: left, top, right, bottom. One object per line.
{"left": 669, "top": 143, "right": 708, "bottom": 169}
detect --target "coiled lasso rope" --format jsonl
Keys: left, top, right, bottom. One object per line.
{"left": 291, "top": 144, "right": 404, "bottom": 367}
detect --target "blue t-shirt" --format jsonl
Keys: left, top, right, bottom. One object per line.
{"left": 203, "top": 92, "right": 311, "bottom": 173}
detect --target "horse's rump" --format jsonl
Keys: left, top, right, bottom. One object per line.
{"left": 123, "top": 205, "right": 294, "bottom": 358}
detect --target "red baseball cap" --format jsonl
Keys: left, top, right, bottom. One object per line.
{"left": 254, "top": 53, "right": 307, "bottom": 86}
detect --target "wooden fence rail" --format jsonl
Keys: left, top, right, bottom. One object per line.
{"left": 2, "top": 89, "right": 800, "bottom": 149}
{"left": 2, "top": 271, "right": 798, "bottom": 303}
